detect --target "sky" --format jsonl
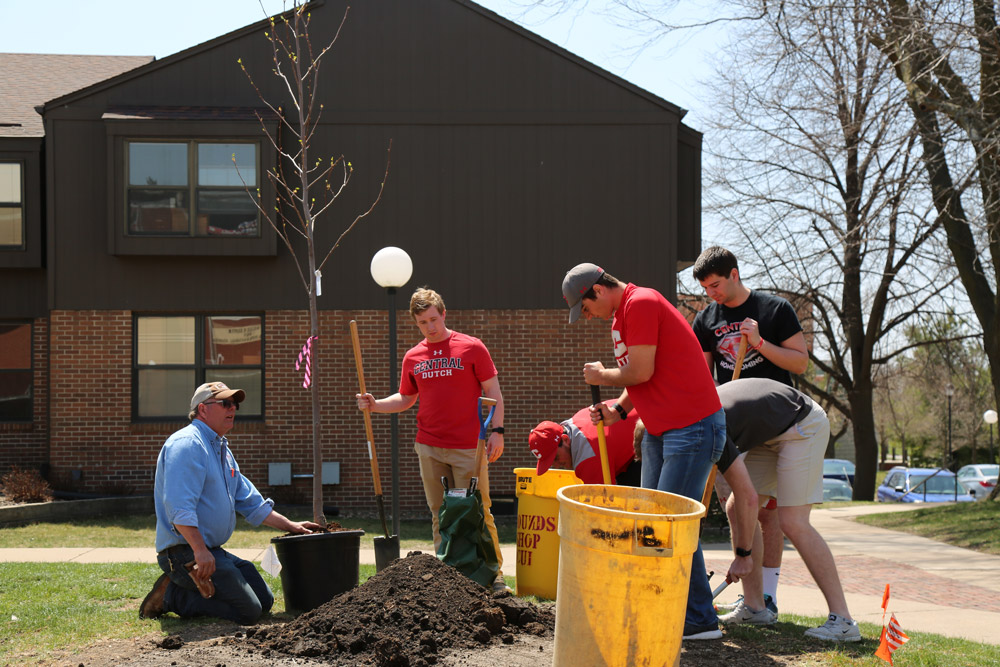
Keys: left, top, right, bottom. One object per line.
{"left": 0, "top": 0, "right": 725, "bottom": 129}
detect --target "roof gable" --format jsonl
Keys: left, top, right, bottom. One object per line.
{"left": 36, "top": 0, "right": 685, "bottom": 119}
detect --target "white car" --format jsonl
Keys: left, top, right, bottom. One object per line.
{"left": 956, "top": 464, "right": 998, "bottom": 500}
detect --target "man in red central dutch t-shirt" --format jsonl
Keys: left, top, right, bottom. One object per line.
{"left": 562, "top": 262, "right": 731, "bottom": 641}
{"left": 356, "top": 287, "right": 507, "bottom": 592}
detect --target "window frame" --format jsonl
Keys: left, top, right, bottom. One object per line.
{"left": 0, "top": 320, "right": 34, "bottom": 423}
{"left": 107, "top": 120, "right": 277, "bottom": 257}
{"left": 0, "top": 142, "right": 42, "bottom": 268}
{"left": 124, "top": 139, "right": 262, "bottom": 239}
{"left": 0, "top": 160, "right": 25, "bottom": 250}
{"left": 131, "top": 313, "right": 265, "bottom": 423}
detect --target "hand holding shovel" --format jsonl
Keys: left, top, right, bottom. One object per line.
{"left": 589, "top": 385, "right": 614, "bottom": 485}
{"left": 350, "top": 320, "right": 400, "bottom": 571}
{"left": 700, "top": 335, "right": 749, "bottom": 508}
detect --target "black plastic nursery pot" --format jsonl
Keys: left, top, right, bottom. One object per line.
{"left": 270, "top": 529, "right": 364, "bottom": 614}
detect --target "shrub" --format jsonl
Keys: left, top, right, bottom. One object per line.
{"left": 1, "top": 466, "right": 54, "bottom": 503}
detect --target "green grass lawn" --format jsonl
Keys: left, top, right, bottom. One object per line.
{"left": 0, "top": 561, "right": 378, "bottom": 665}
{"left": 854, "top": 501, "right": 1000, "bottom": 555}
{"left": 0, "top": 561, "right": 995, "bottom": 666}
{"left": 0, "top": 512, "right": 517, "bottom": 550}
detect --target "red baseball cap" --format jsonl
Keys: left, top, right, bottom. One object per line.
{"left": 529, "top": 421, "right": 564, "bottom": 475}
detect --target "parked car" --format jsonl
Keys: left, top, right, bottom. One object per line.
{"left": 822, "top": 478, "right": 854, "bottom": 502}
{"left": 956, "top": 464, "right": 998, "bottom": 500}
{"left": 823, "top": 458, "right": 856, "bottom": 486}
{"left": 876, "top": 467, "right": 974, "bottom": 503}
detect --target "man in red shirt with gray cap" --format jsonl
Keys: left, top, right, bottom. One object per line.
{"left": 561, "top": 262, "right": 729, "bottom": 640}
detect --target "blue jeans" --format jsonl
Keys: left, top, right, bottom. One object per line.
{"left": 641, "top": 408, "right": 725, "bottom": 631}
{"left": 157, "top": 544, "right": 273, "bottom": 624}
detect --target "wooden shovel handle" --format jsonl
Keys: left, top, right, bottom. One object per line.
{"left": 732, "top": 335, "right": 749, "bottom": 381}
{"left": 350, "top": 320, "right": 382, "bottom": 496}
{"left": 702, "top": 336, "right": 750, "bottom": 509}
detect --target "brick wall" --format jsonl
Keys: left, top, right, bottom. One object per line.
{"left": 0, "top": 317, "right": 48, "bottom": 473}
{"left": 13, "top": 308, "right": 615, "bottom": 515}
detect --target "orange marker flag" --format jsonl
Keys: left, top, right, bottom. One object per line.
{"left": 876, "top": 585, "right": 909, "bottom": 665}
{"left": 875, "top": 614, "right": 909, "bottom": 665}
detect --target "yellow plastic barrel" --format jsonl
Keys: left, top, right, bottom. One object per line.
{"left": 553, "top": 484, "right": 706, "bottom": 667}
{"left": 513, "top": 467, "right": 582, "bottom": 599}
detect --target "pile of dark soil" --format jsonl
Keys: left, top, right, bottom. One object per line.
{"left": 248, "top": 551, "right": 553, "bottom": 666}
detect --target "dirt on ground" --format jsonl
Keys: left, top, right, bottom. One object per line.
{"left": 37, "top": 552, "right": 825, "bottom": 666}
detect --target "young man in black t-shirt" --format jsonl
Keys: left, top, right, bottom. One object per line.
{"left": 691, "top": 247, "right": 808, "bottom": 384}
{"left": 691, "top": 246, "right": 810, "bottom": 618}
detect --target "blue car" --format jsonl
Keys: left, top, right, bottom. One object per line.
{"left": 876, "top": 467, "right": 974, "bottom": 503}
{"left": 823, "top": 458, "right": 856, "bottom": 486}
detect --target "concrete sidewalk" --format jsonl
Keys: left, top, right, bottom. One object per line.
{"left": 2, "top": 504, "right": 997, "bottom": 645}
{"left": 704, "top": 504, "right": 1000, "bottom": 645}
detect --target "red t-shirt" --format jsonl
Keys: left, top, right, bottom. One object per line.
{"left": 567, "top": 402, "right": 639, "bottom": 484}
{"left": 400, "top": 331, "right": 498, "bottom": 449}
{"left": 612, "top": 283, "right": 721, "bottom": 436}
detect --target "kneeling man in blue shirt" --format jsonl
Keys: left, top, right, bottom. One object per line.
{"left": 140, "top": 382, "right": 320, "bottom": 622}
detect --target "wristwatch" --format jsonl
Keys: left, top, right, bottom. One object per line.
{"left": 735, "top": 547, "right": 752, "bottom": 558}
{"left": 491, "top": 427, "right": 505, "bottom": 434}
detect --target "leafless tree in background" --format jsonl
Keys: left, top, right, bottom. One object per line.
{"left": 699, "top": 1, "right": 951, "bottom": 498}
{"left": 871, "top": 0, "right": 1000, "bottom": 459}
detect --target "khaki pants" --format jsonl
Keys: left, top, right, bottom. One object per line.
{"left": 415, "top": 442, "right": 503, "bottom": 571}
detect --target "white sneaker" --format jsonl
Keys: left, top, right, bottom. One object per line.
{"left": 682, "top": 624, "right": 723, "bottom": 640}
{"left": 804, "top": 614, "right": 862, "bottom": 642}
{"left": 719, "top": 599, "right": 777, "bottom": 626}
{"left": 715, "top": 594, "right": 744, "bottom": 612}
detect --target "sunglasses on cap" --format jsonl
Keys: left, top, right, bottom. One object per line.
{"left": 203, "top": 399, "right": 239, "bottom": 410}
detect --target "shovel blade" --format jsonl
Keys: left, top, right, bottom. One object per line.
{"left": 373, "top": 534, "right": 400, "bottom": 571}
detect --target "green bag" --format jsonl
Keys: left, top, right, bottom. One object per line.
{"left": 436, "top": 487, "right": 499, "bottom": 588}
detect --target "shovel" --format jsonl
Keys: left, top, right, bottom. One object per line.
{"left": 589, "top": 384, "right": 614, "bottom": 484}
{"left": 701, "top": 335, "right": 749, "bottom": 508}
{"left": 349, "top": 319, "right": 400, "bottom": 571}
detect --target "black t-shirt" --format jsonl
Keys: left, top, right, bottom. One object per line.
{"left": 717, "top": 378, "right": 813, "bottom": 453}
{"left": 692, "top": 290, "right": 803, "bottom": 386}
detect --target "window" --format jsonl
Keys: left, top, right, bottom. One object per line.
{"left": 0, "top": 163, "right": 23, "bottom": 248}
{"left": 134, "top": 314, "right": 263, "bottom": 420}
{"left": 0, "top": 322, "right": 32, "bottom": 421}
{"left": 126, "top": 141, "right": 259, "bottom": 237}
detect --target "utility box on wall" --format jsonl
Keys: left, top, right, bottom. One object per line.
{"left": 269, "top": 461, "right": 340, "bottom": 485}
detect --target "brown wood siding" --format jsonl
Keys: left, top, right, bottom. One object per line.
{"left": 44, "top": 0, "right": 697, "bottom": 312}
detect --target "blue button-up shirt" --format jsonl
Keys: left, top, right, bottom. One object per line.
{"left": 154, "top": 419, "right": 274, "bottom": 552}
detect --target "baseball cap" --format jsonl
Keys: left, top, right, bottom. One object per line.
{"left": 528, "top": 421, "right": 565, "bottom": 475}
{"left": 562, "top": 263, "right": 604, "bottom": 323}
{"left": 190, "top": 381, "right": 246, "bottom": 411}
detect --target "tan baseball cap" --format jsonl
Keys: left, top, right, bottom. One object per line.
{"left": 190, "top": 381, "right": 246, "bottom": 411}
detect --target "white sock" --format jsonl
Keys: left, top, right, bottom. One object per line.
{"left": 762, "top": 567, "right": 780, "bottom": 603}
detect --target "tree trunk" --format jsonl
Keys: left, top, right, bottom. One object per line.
{"left": 849, "top": 382, "right": 880, "bottom": 499}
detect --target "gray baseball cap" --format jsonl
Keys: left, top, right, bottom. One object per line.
{"left": 562, "top": 263, "right": 604, "bottom": 323}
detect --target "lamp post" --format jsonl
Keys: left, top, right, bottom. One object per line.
{"left": 370, "top": 247, "right": 413, "bottom": 538}
{"left": 985, "top": 409, "right": 999, "bottom": 465}
{"left": 945, "top": 383, "right": 955, "bottom": 471}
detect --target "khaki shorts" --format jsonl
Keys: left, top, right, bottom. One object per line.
{"left": 742, "top": 399, "right": 829, "bottom": 506}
